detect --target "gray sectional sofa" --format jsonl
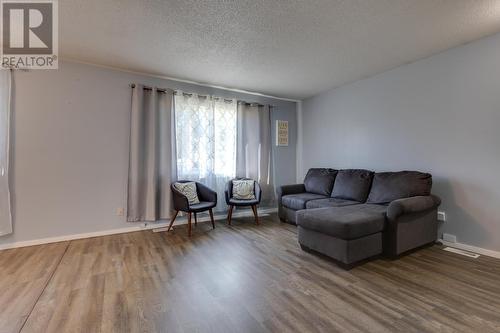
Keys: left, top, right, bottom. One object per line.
{"left": 277, "top": 168, "right": 441, "bottom": 265}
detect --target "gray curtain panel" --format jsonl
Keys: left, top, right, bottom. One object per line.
{"left": 236, "top": 103, "right": 275, "bottom": 205}
{"left": 127, "top": 85, "right": 174, "bottom": 221}
{"left": 0, "top": 70, "right": 12, "bottom": 236}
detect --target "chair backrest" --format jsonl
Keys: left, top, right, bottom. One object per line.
{"left": 228, "top": 177, "right": 258, "bottom": 198}
{"left": 171, "top": 180, "right": 201, "bottom": 201}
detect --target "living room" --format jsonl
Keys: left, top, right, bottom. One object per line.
{"left": 1, "top": 1, "right": 500, "bottom": 332}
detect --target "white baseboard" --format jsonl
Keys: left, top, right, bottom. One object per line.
{"left": 0, "top": 225, "right": 156, "bottom": 251}
{"left": 0, "top": 208, "right": 277, "bottom": 251}
{"left": 438, "top": 239, "right": 500, "bottom": 259}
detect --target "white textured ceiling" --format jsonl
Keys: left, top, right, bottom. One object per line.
{"left": 60, "top": 0, "right": 500, "bottom": 99}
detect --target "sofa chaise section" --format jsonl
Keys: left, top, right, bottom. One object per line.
{"left": 297, "top": 204, "right": 387, "bottom": 265}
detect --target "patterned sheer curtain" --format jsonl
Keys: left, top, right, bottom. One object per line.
{"left": 174, "top": 92, "right": 237, "bottom": 210}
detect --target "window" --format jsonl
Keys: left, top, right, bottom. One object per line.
{"left": 174, "top": 92, "right": 237, "bottom": 209}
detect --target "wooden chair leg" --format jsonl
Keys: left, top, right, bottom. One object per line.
{"left": 188, "top": 212, "right": 192, "bottom": 237}
{"left": 209, "top": 208, "right": 215, "bottom": 229}
{"left": 227, "top": 205, "right": 234, "bottom": 225}
{"left": 194, "top": 212, "right": 197, "bottom": 226}
{"left": 252, "top": 205, "right": 259, "bottom": 225}
{"left": 167, "top": 210, "right": 179, "bottom": 232}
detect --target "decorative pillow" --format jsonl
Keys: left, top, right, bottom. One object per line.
{"left": 173, "top": 182, "right": 200, "bottom": 205}
{"left": 232, "top": 180, "right": 256, "bottom": 200}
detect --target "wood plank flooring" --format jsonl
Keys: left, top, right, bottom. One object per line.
{"left": 1, "top": 214, "right": 500, "bottom": 332}
{"left": 0, "top": 242, "right": 68, "bottom": 333}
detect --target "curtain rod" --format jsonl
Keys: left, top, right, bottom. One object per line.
{"left": 130, "top": 83, "right": 272, "bottom": 107}
{"left": 130, "top": 83, "right": 167, "bottom": 93}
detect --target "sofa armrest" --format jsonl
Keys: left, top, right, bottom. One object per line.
{"left": 276, "top": 184, "right": 306, "bottom": 198}
{"left": 387, "top": 195, "right": 441, "bottom": 222}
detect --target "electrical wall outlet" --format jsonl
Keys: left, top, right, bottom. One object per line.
{"left": 443, "top": 233, "right": 457, "bottom": 243}
{"left": 437, "top": 211, "right": 446, "bottom": 221}
{"left": 116, "top": 207, "right": 125, "bottom": 216}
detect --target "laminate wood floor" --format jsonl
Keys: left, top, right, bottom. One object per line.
{"left": 1, "top": 214, "right": 500, "bottom": 333}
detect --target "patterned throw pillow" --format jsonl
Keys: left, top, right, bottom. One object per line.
{"left": 173, "top": 182, "right": 200, "bottom": 205}
{"left": 232, "top": 180, "right": 256, "bottom": 200}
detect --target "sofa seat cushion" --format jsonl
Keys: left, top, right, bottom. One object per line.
{"left": 305, "top": 198, "right": 360, "bottom": 209}
{"left": 228, "top": 198, "right": 259, "bottom": 206}
{"left": 281, "top": 193, "right": 328, "bottom": 210}
{"left": 296, "top": 204, "right": 387, "bottom": 240}
{"left": 304, "top": 168, "right": 338, "bottom": 196}
{"left": 367, "top": 171, "right": 432, "bottom": 204}
{"left": 189, "top": 201, "right": 217, "bottom": 212}
{"left": 331, "top": 169, "right": 374, "bottom": 202}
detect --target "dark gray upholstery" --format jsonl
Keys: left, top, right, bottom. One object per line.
{"left": 170, "top": 180, "right": 217, "bottom": 236}
{"left": 276, "top": 183, "right": 307, "bottom": 222}
{"left": 224, "top": 178, "right": 262, "bottom": 224}
{"left": 384, "top": 209, "right": 438, "bottom": 257}
{"left": 276, "top": 183, "right": 306, "bottom": 197}
{"left": 331, "top": 169, "right": 374, "bottom": 202}
{"left": 299, "top": 227, "right": 382, "bottom": 265}
{"left": 281, "top": 193, "right": 328, "bottom": 210}
{"left": 228, "top": 198, "right": 259, "bottom": 206}
{"left": 383, "top": 195, "right": 441, "bottom": 257}
{"left": 386, "top": 195, "right": 441, "bottom": 222}
{"left": 280, "top": 205, "right": 299, "bottom": 223}
{"left": 305, "top": 198, "right": 360, "bottom": 209}
{"left": 196, "top": 182, "right": 218, "bottom": 204}
{"left": 171, "top": 181, "right": 217, "bottom": 212}
{"left": 224, "top": 178, "right": 262, "bottom": 206}
{"left": 277, "top": 167, "right": 441, "bottom": 266}
{"left": 297, "top": 205, "right": 386, "bottom": 240}
{"left": 367, "top": 171, "right": 432, "bottom": 204}
{"left": 189, "top": 201, "right": 217, "bottom": 212}
{"left": 303, "top": 168, "right": 337, "bottom": 195}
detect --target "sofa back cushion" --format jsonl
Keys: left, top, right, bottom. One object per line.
{"left": 331, "top": 169, "right": 374, "bottom": 202}
{"left": 367, "top": 171, "right": 432, "bottom": 204}
{"left": 304, "top": 168, "right": 337, "bottom": 196}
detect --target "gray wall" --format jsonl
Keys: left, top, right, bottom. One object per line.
{"left": 0, "top": 61, "right": 296, "bottom": 246}
{"left": 302, "top": 32, "right": 500, "bottom": 252}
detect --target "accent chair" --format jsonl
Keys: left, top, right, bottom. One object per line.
{"left": 168, "top": 180, "right": 217, "bottom": 236}
{"left": 225, "top": 178, "right": 262, "bottom": 225}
